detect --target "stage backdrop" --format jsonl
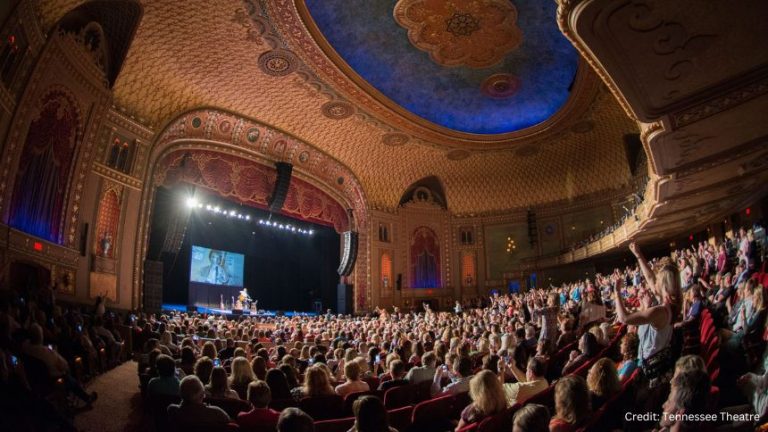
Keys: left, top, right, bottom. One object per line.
{"left": 148, "top": 186, "right": 340, "bottom": 312}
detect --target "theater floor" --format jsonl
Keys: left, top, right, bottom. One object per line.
{"left": 75, "top": 361, "right": 150, "bottom": 432}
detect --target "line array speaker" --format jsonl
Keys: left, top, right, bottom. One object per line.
{"left": 337, "top": 283, "right": 353, "bottom": 314}
{"left": 268, "top": 162, "right": 293, "bottom": 212}
{"left": 337, "top": 231, "right": 359, "bottom": 276}
{"left": 527, "top": 209, "right": 538, "bottom": 246}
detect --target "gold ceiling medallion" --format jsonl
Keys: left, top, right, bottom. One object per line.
{"left": 393, "top": 0, "right": 523, "bottom": 68}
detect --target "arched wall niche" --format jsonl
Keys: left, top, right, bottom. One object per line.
{"left": 133, "top": 108, "right": 371, "bottom": 312}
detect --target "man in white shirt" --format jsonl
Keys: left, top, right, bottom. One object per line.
{"left": 334, "top": 360, "right": 370, "bottom": 397}
{"left": 498, "top": 357, "right": 549, "bottom": 406}
{"left": 431, "top": 356, "right": 473, "bottom": 397}
{"left": 405, "top": 351, "right": 437, "bottom": 385}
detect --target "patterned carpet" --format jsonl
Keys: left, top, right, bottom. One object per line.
{"left": 74, "top": 361, "right": 150, "bottom": 432}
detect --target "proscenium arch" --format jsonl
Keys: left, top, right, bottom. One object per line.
{"left": 133, "top": 107, "right": 371, "bottom": 313}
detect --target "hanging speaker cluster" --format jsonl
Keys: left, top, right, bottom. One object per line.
{"left": 337, "top": 231, "right": 359, "bottom": 276}
{"left": 527, "top": 209, "right": 538, "bottom": 247}
{"left": 268, "top": 162, "right": 293, "bottom": 213}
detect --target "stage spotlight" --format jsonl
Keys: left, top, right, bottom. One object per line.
{"left": 206, "top": 204, "right": 212, "bottom": 210}
{"left": 197, "top": 203, "right": 203, "bottom": 208}
{"left": 308, "top": 230, "right": 314, "bottom": 235}
{"left": 229, "top": 210, "right": 236, "bottom": 216}
{"left": 185, "top": 197, "right": 198, "bottom": 208}
{"left": 258, "top": 219, "right": 264, "bottom": 224}
{"left": 214, "top": 206, "right": 220, "bottom": 213}
{"left": 245, "top": 215, "right": 250, "bottom": 221}
{"left": 291, "top": 227, "right": 296, "bottom": 232}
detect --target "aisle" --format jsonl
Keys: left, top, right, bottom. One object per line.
{"left": 74, "top": 360, "right": 150, "bottom": 432}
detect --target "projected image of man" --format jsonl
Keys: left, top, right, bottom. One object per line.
{"left": 201, "top": 250, "right": 230, "bottom": 285}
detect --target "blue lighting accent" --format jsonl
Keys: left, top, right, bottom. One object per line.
{"left": 305, "top": 0, "right": 579, "bottom": 134}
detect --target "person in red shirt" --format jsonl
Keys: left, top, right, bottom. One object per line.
{"left": 237, "top": 380, "right": 280, "bottom": 429}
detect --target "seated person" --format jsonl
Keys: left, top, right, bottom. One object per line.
{"left": 205, "top": 366, "right": 238, "bottom": 399}
{"left": 147, "top": 354, "right": 180, "bottom": 397}
{"left": 562, "top": 333, "right": 599, "bottom": 375}
{"left": 616, "top": 333, "right": 639, "bottom": 381}
{"left": 586, "top": 358, "right": 620, "bottom": 409}
{"left": 237, "top": 380, "right": 281, "bottom": 430}
{"left": 498, "top": 357, "right": 548, "bottom": 406}
{"left": 656, "top": 370, "right": 711, "bottom": 431}
{"left": 168, "top": 375, "right": 230, "bottom": 428}
{"left": 277, "top": 407, "right": 314, "bottom": 432}
{"left": 513, "top": 404, "right": 551, "bottom": 432}
{"left": 549, "top": 375, "right": 591, "bottom": 432}
{"left": 405, "top": 351, "right": 437, "bottom": 385}
{"left": 378, "top": 359, "right": 408, "bottom": 391}
{"left": 22, "top": 323, "right": 97, "bottom": 406}
{"left": 432, "top": 356, "right": 473, "bottom": 397}
{"left": 456, "top": 370, "right": 508, "bottom": 430}
{"left": 335, "top": 360, "right": 370, "bottom": 396}
{"left": 290, "top": 364, "right": 335, "bottom": 401}
{"left": 350, "top": 396, "right": 398, "bottom": 432}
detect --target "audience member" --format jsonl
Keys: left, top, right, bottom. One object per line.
{"left": 549, "top": 375, "right": 590, "bottom": 432}
{"left": 350, "top": 395, "right": 397, "bottom": 432}
{"left": 168, "top": 375, "right": 230, "bottom": 428}
{"left": 456, "top": 370, "right": 507, "bottom": 430}
{"left": 237, "top": 380, "right": 280, "bottom": 429}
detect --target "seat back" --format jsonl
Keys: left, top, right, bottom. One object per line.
{"left": 205, "top": 397, "right": 252, "bottom": 419}
{"left": 526, "top": 384, "right": 556, "bottom": 411}
{"left": 412, "top": 395, "right": 456, "bottom": 432}
{"left": 387, "top": 405, "right": 413, "bottom": 432}
{"left": 450, "top": 391, "right": 472, "bottom": 420}
{"left": 269, "top": 398, "right": 297, "bottom": 411}
{"left": 299, "top": 395, "right": 344, "bottom": 420}
{"left": 314, "top": 416, "right": 355, "bottom": 432}
{"left": 343, "top": 390, "right": 382, "bottom": 415}
{"left": 476, "top": 405, "right": 519, "bottom": 432}
{"left": 412, "top": 379, "right": 434, "bottom": 403}
{"left": 152, "top": 393, "right": 181, "bottom": 432}
{"left": 383, "top": 384, "right": 414, "bottom": 409}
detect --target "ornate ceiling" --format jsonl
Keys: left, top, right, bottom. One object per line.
{"left": 36, "top": 0, "right": 638, "bottom": 214}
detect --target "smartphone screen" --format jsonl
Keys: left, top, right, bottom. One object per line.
{"left": 214, "top": 358, "right": 221, "bottom": 367}
{"left": 10, "top": 355, "right": 18, "bottom": 366}
{"left": 47, "top": 344, "right": 54, "bottom": 351}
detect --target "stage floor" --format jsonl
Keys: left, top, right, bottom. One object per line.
{"left": 161, "top": 303, "right": 317, "bottom": 317}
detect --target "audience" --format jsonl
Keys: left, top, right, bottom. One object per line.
{"left": 350, "top": 395, "right": 397, "bottom": 432}
{"left": 378, "top": 359, "right": 408, "bottom": 391}
{"left": 206, "top": 366, "right": 238, "bottom": 399}
{"left": 277, "top": 407, "right": 315, "bottom": 432}
{"left": 586, "top": 358, "right": 620, "bottom": 409}
{"left": 291, "top": 364, "right": 335, "bottom": 401}
{"left": 147, "top": 354, "right": 180, "bottom": 397}
{"left": 549, "top": 375, "right": 591, "bottom": 432}
{"left": 657, "top": 369, "right": 711, "bottom": 431}
{"left": 617, "top": 332, "right": 639, "bottom": 381}
{"left": 513, "top": 403, "right": 550, "bottom": 432}
{"left": 498, "top": 357, "right": 548, "bottom": 406}
{"left": 432, "top": 355, "right": 473, "bottom": 396}
{"left": 168, "top": 375, "right": 230, "bottom": 428}
{"left": 404, "top": 351, "right": 436, "bottom": 384}
{"left": 335, "top": 360, "right": 370, "bottom": 396}
{"left": 237, "top": 380, "right": 281, "bottom": 429}
{"left": 456, "top": 370, "right": 507, "bottom": 430}
{"left": 230, "top": 356, "right": 255, "bottom": 399}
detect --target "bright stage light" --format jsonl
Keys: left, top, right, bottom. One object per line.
{"left": 245, "top": 215, "right": 250, "bottom": 221}
{"left": 229, "top": 210, "right": 236, "bottom": 216}
{"left": 308, "top": 230, "right": 314, "bottom": 235}
{"left": 206, "top": 204, "right": 212, "bottom": 210}
{"left": 185, "top": 197, "right": 198, "bottom": 208}
{"left": 214, "top": 206, "right": 220, "bottom": 213}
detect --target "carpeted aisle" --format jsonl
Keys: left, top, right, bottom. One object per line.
{"left": 74, "top": 360, "right": 150, "bottom": 432}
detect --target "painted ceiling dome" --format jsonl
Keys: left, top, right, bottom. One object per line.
{"left": 303, "top": 0, "right": 580, "bottom": 134}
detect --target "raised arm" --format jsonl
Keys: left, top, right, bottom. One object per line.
{"left": 629, "top": 242, "right": 656, "bottom": 292}
{"left": 612, "top": 276, "right": 665, "bottom": 327}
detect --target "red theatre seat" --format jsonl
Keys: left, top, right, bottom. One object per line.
{"left": 299, "top": 395, "right": 344, "bottom": 420}
{"left": 383, "top": 384, "right": 414, "bottom": 409}
{"left": 314, "top": 416, "right": 355, "bottom": 432}
{"left": 411, "top": 395, "right": 454, "bottom": 432}
{"left": 387, "top": 405, "right": 413, "bottom": 432}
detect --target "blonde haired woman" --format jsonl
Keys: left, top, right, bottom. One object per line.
{"left": 455, "top": 370, "right": 507, "bottom": 430}
{"left": 229, "top": 357, "right": 255, "bottom": 399}
{"left": 613, "top": 242, "right": 681, "bottom": 384}
{"left": 550, "top": 375, "right": 591, "bottom": 432}
{"left": 290, "top": 364, "right": 336, "bottom": 401}
{"left": 586, "top": 358, "right": 621, "bottom": 409}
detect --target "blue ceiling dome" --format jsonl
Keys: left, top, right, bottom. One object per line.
{"left": 303, "top": 0, "right": 580, "bottom": 135}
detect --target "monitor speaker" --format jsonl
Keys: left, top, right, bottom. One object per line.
{"left": 143, "top": 260, "right": 164, "bottom": 314}
{"left": 337, "top": 231, "right": 358, "bottom": 276}
{"left": 337, "top": 283, "right": 353, "bottom": 314}
{"left": 268, "top": 162, "right": 293, "bottom": 212}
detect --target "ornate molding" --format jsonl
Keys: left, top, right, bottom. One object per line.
{"left": 671, "top": 76, "right": 768, "bottom": 128}
{"left": 92, "top": 162, "right": 144, "bottom": 190}
{"left": 5, "top": 227, "right": 81, "bottom": 266}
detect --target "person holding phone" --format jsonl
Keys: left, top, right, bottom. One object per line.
{"left": 497, "top": 357, "right": 548, "bottom": 406}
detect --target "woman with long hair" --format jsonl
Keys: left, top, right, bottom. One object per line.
{"left": 549, "top": 375, "right": 591, "bottom": 432}
{"left": 229, "top": 357, "right": 255, "bottom": 399}
{"left": 455, "top": 370, "right": 508, "bottom": 430}
{"left": 586, "top": 358, "right": 621, "bottom": 409}
{"left": 349, "top": 395, "right": 397, "bottom": 432}
{"left": 265, "top": 368, "right": 292, "bottom": 400}
{"left": 251, "top": 356, "right": 267, "bottom": 381}
{"left": 613, "top": 242, "right": 681, "bottom": 385}
{"left": 290, "top": 364, "right": 335, "bottom": 401}
{"left": 206, "top": 366, "right": 239, "bottom": 399}
{"left": 617, "top": 332, "right": 639, "bottom": 381}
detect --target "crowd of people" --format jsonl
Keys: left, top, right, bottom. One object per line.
{"left": 1, "top": 223, "right": 766, "bottom": 432}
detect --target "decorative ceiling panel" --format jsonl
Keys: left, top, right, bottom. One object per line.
{"left": 35, "top": 0, "right": 637, "bottom": 214}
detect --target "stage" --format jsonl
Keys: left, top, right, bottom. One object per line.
{"left": 161, "top": 303, "right": 318, "bottom": 317}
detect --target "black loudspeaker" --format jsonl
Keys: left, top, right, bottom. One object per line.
{"left": 268, "top": 162, "right": 293, "bottom": 212}
{"left": 79, "top": 222, "right": 89, "bottom": 256}
{"left": 623, "top": 133, "right": 643, "bottom": 176}
{"left": 337, "top": 231, "right": 359, "bottom": 276}
{"left": 337, "top": 283, "right": 353, "bottom": 314}
{"left": 527, "top": 209, "right": 538, "bottom": 246}
{"left": 396, "top": 274, "right": 402, "bottom": 290}
{"left": 143, "top": 260, "right": 164, "bottom": 313}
